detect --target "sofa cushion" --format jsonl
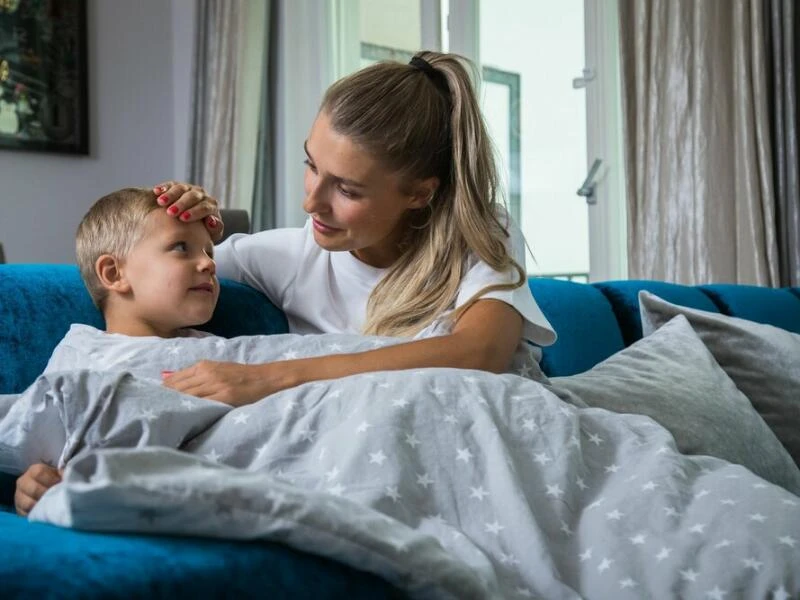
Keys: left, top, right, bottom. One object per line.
{"left": 640, "top": 291, "right": 800, "bottom": 467}
{"left": 528, "top": 278, "right": 625, "bottom": 376}
{"left": 700, "top": 284, "right": 800, "bottom": 334}
{"left": 549, "top": 315, "right": 800, "bottom": 495}
{"left": 594, "top": 280, "right": 718, "bottom": 346}
{"left": 0, "top": 265, "right": 288, "bottom": 395}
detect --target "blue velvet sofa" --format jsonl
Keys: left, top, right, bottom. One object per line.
{"left": 2, "top": 264, "right": 799, "bottom": 598}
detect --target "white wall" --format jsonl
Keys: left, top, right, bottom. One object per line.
{"left": 0, "top": 0, "right": 195, "bottom": 264}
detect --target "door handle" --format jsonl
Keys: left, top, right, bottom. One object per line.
{"left": 577, "top": 159, "right": 602, "bottom": 205}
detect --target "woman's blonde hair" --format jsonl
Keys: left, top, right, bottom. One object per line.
{"left": 76, "top": 187, "right": 159, "bottom": 309}
{"left": 320, "top": 51, "right": 526, "bottom": 337}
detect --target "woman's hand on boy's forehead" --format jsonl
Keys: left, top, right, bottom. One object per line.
{"left": 153, "top": 181, "right": 224, "bottom": 243}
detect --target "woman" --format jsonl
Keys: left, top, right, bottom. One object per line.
{"left": 15, "top": 51, "right": 555, "bottom": 515}
{"left": 156, "top": 51, "right": 555, "bottom": 405}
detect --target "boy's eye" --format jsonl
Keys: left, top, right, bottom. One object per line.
{"left": 171, "top": 241, "right": 188, "bottom": 252}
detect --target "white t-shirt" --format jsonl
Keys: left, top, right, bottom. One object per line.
{"left": 214, "top": 214, "right": 556, "bottom": 350}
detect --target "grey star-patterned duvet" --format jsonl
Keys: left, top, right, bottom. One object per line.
{"left": 0, "top": 330, "right": 798, "bottom": 599}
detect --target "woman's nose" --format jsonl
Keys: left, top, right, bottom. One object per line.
{"left": 303, "top": 176, "right": 328, "bottom": 215}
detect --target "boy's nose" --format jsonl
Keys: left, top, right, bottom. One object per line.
{"left": 199, "top": 255, "right": 216, "bottom": 274}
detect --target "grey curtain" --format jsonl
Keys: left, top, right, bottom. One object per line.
{"left": 251, "top": 0, "right": 278, "bottom": 232}
{"left": 189, "top": 0, "right": 244, "bottom": 208}
{"left": 619, "top": 0, "right": 780, "bottom": 285}
{"left": 764, "top": 0, "right": 800, "bottom": 286}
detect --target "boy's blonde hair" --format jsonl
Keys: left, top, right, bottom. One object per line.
{"left": 76, "top": 187, "right": 160, "bottom": 309}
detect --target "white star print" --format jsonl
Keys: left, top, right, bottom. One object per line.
{"left": 485, "top": 521, "right": 504, "bottom": 535}
{"left": 576, "top": 477, "right": 588, "bottom": 490}
{"left": 443, "top": 414, "right": 458, "bottom": 425}
{"left": 180, "top": 398, "right": 194, "bottom": 409}
{"left": 597, "top": 558, "right": 613, "bottom": 573}
{"left": 606, "top": 509, "right": 623, "bottom": 521}
{"left": 782, "top": 498, "right": 798, "bottom": 507}
{"left": 328, "top": 343, "right": 342, "bottom": 352}
{"left": 140, "top": 408, "right": 157, "bottom": 421}
{"left": 663, "top": 506, "right": 679, "bottom": 517}
{"left": 318, "top": 447, "right": 328, "bottom": 461}
{"left": 546, "top": 484, "right": 564, "bottom": 499}
{"left": 680, "top": 568, "right": 699, "bottom": 582}
{"left": 714, "top": 539, "right": 732, "bottom": 549}
{"left": 778, "top": 535, "right": 797, "bottom": 548}
{"left": 579, "top": 548, "right": 593, "bottom": 562}
{"left": 630, "top": 533, "right": 646, "bottom": 545}
{"left": 749, "top": 513, "right": 766, "bottom": 523}
{"left": 772, "top": 586, "right": 791, "bottom": 600}
{"left": 204, "top": 449, "right": 221, "bottom": 462}
{"left": 694, "top": 489, "right": 710, "bottom": 500}
{"left": 281, "top": 350, "right": 298, "bottom": 360}
{"left": 255, "top": 443, "right": 268, "bottom": 460}
{"left": 568, "top": 435, "right": 581, "bottom": 448}
{"left": 533, "top": 452, "right": 551, "bottom": 465}
{"left": 588, "top": 432, "right": 603, "bottom": 445}
{"left": 427, "top": 513, "right": 446, "bottom": 527}
{"left": 620, "top": 578, "right": 637, "bottom": 589}
{"left": 299, "top": 428, "right": 316, "bottom": 442}
{"left": 429, "top": 386, "right": 447, "bottom": 397}
{"left": 385, "top": 486, "right": 401, "bottom": 502}
{"left": 604, "top": 464, "right": 620, "bottom": 474}
{"left": 752, "top": 482, "right": 767, "bottom": 489}
{"left": 706, "top": 586, "right": 727, "bottom": 599}
{"left": 560, "top": 520, "right": 572, "bottom": 536}
{"left": 405, "top": 433, "right": 421, "bottom": 448}
{"left": 283, "top": 399, "right": 296, "bottom": 413}
{"left": 499, "top": 552, "right": 520, "bottom": 566}
{"left": 214, "top": 339, "right": 226, "bottom": 349}
{"left": 514, "top": 587, "right": 534, "bottom": 598}
{"left": 328, "top": 483, "right": 345, "bottom": 496}
{"left": 168, "top": 345, "right": 180, "bottom": 355}
{"left": 391, "top": 397, "right": 409, "bottom": 408}
{"left": 369, "top": 450, "right": 387, "bottom": 466}
{"left": 641, "top": 481, "right": 657, "bottom": 491}
{"left": 377, "top": 382, "right": 391, "bottom": 389}
{"left": 655, "top": 547, "right": 672, "bottom": 561}
{"left": 325, "top": 466, "right": 339, "bottom": 481}
{"left": 416, "top": 472, "right": 434, "bottom": 488}
{"left": 689, "top": 523, "right": 706, "bottom": 534}
{"left": 522, "top": 418, "right": 536, "bottom": 431}
{"left": 720, "top": 498, "right": 738, "bottom": 506}
{"left": 470, "top": 486, "right": 488, "bottom": 501}
{"left": 232, "top": 412, "right": 249, "bottom": 425}
{"left": 327, "top": 389, "right": 343, "bottom": 399}
{"left": 742, "top": 558, "right": 763, "bottom": 571}
{"left": 356, "top": 421, "right": 371, "bottom": 433}
{"left": 456, "top": 448, "right": 473, "bottom": 463}
{"left": 724, "top": 474, "right": 741, "bottom": 479}
{"left": 656, "top": 445, "right": 669, "bottom": 454}
{"left": 587, "top": 497, "right": 605, "bottom": 510}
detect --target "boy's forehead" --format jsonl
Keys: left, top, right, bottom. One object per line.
{"left": 144, "top": 209, "right": 212, "bottom": 241}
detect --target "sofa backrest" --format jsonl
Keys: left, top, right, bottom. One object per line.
{"left": 3, "top": 264, "right": 800, "bottom": 391}
{"left": 0, "top": 264, "right": 288, "bottom": 395}
{"left": 532, "top": 278, "right": 800, "bottom": 376}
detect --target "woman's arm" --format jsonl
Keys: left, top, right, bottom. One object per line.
{"left": 163, "top": 299, "right": 523, "bottom": 406}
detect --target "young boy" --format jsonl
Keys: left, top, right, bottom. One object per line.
{"left": 15, "top": 187, "right": 220, "bottom": 515}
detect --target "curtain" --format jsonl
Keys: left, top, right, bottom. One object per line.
{"left": 251, "top": 0, "right": 278, "bottom": 232}
{"left": 619, "top": 0, "right": 779, "bottom": 285}
{"left": 188, "top": 0, "right": 245, "bottom": 208}
{"left": 764, "top": 0, "right": 800, "bottom": 286}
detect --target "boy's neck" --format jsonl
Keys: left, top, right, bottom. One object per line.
{"left": 103, "top": 312, "right": 181, "bottom": 338}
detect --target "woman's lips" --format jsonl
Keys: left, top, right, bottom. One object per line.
{"left": 312, "top": 218, "right": 341, "bottom": 234}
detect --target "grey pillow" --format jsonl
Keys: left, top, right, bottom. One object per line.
{"left": 548, "top": 314, "right": 800, "bottom": 495}
{"left": 639, "top": 290, "right": 800, "bottom": 468}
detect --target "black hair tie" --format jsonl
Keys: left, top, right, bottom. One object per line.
{"left": 409, "top": 56, "right": 451, "bottom": 99}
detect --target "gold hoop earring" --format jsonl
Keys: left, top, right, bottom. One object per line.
{"left": 410, "top": 201, "right": 434, "bottom": 230}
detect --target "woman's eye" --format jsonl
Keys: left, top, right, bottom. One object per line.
{"left": 303, "top": 159, "right": 317, "bottom": 173}
{"left": 338, "top": 187, "right": 358, "bottom": 199}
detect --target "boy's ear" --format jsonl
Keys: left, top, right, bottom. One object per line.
{"left": 95, "top": 254, "right": 131, "bottom": 293}
{"left": 407, "top": 176, "right": 440, "bottom": 210}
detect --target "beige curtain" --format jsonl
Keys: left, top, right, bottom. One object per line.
{"left": 189, "top": 0, "right": 246, "bottom": 208}
{"left": 619, "top": 0, "right": 779, "bottom": 285}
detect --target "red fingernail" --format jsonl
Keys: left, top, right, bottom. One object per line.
{"left": 167, "top": 205, "right": 179, "bottom": 215}
{"left": 180, "top": 211, "right": 191, "bottom": 221}
{"left": 161, "top": 370, "right": 174, "bottom": 379}
{"left": 157, "top": 195, "right": 168, "bottom": 205}
{"left": 206, "top": 216, "right": 217, "bottom": 228}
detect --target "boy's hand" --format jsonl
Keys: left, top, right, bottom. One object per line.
{"left": 15, "top": 463, "right": 62, "bottom": 517}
